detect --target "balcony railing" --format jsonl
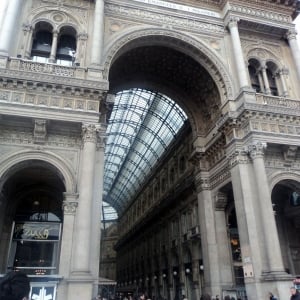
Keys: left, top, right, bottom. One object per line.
{"left": 256, "top": 93, "right": 300, "bottom": 110}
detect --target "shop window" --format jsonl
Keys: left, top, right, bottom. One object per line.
{"left": 8, "top": 222, "right": 61, "bottom": 275}
{"left": 7, "top": 191, "right": 62, "bottom": 275}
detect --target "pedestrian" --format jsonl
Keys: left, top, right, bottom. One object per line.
{"left": 290, "top": 287, "right": 300, "bottom": 300}
{"left": 269, "top": 292, "right": 277, "bottom": 300}
{"left": 0, "top": 271, "right": 30, "bottom": 300}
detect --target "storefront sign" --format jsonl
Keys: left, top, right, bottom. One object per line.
{"left": 13, "top": 223, "right": 60, "bottom": 241}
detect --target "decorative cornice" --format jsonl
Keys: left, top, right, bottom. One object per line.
{"left": 105, "top": 3, "right": 225, "bottom": 35}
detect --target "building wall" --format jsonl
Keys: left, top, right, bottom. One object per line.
{"left": 0, "top": 1, "right": 300, "bottom": 300}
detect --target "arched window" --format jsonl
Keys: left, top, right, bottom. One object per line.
{"left": 266, "top": 61, "right": 279, "bottom": 96}
{"left": 56, "top": 26, "right": 77, "bottom": 66}
{"left": 248, "top": 58, "right": 261, "bottom": 92}
{"left": 31, "top": 22, "right": 53, "bottom": 63}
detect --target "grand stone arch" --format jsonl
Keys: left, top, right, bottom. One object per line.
{"left": 0, "top": 149, "right": 77, "bottom": 194}
{"left": 269, "top": 170, "right": 300, "bottom": 192}
{"left": 103, "top": 27, "right": 235, "bottom": 103}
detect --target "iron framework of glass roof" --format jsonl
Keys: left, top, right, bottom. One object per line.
{"left": 103, "top": 88, "right": 187, "bottom": 217}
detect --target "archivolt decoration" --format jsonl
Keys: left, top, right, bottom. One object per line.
{"left": 102, "top": 27, "right": 235, "bottom": 102}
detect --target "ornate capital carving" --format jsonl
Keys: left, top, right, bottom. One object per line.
{"left": 63, "top": 193, "right": 79, "bottom": 215}
{"left": 286, "top": 29, "right": 297, "bottom": 41}
{"left": 228, "top": 149, "right": 250, "bottom": 168}
{"left": 22, "top": 23, "right": 32, "bottom": 32}
{"left": 82, "top": 123, "right": 100, "bottom": 143}
{"left": 248, "top": 141, "right": 267, "bottom": 159}
{"left": 77, "top": 33, "right": 88, "bottom": 40}
{"left": 63, "top": 201, "right": 78, "bottom": 215}
{"left": 227, "top": 17, "right": 240, "bottom": 29}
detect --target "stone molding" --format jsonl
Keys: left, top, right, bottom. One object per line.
{"left": 0, "top": 149, "right": 77, "bottom": 193}
{"left": 227, "top": 3, "right": 292, "bottom": 25}
{"left": 0, "top": 88, "right": 100, "bottom": 114}
{"left": 105, "top": 3, "right": 225, "bottom": 35}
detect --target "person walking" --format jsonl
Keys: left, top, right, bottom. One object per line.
{"left": 290, "top": 287, "right": 300, "bottom": 300}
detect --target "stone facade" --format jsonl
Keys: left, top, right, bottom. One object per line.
{"left": 0, "top": 0, "right": 300, "bottom": 300}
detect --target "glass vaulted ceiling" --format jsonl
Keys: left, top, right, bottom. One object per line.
{"left": 103, "top": 88, "right": 187, "bottom": 216}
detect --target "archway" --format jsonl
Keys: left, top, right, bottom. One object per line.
{"left": 272, "top": 179, "right": 300, "bottom": 275}
{"left": 0, "top": 159, "right": 66, "bottom": 275}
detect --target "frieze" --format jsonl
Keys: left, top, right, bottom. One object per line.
{"left": 104, "top": 4, "right": 225, "bottom": 35}
{"left": 0, "top": 127, "right": 82, "bottom": 149}
{"left": 39, "top": 0, "right": 91, "bottom": 9}
{"left": 228, "top": 4, "right": 292, "bottom": 24}
{"left": 0, "top": 88, "right": 100, "bottom": 113}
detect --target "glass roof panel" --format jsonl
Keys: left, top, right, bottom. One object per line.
{"left": 103, "top": 88, "right": 187, "bottom": 214}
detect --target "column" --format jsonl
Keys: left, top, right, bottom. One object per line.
{"left": 248, "top": 142, "right": 286, "bottom": 275}
{"left": 278, "top": 69, "right": 288, "bottom": 97}
{"left": 214, "top": 192, "right": 234, "bottom": 287}
{"left": 260, "top": 65, "right": 271, "bottom": 94}
{"left": 49, "top": 30, "right": 58, "bottom": 62}
{"left": 227, "top": 17, "right": 249, "bottom": 89}
{"left": 229, "top": 149, "right": 264, "bottom": 300}
{"left": 71, "top": 123, "right": 98, "bottom": 275}
{"left": 257, "top": 72, "right": 264, "bottom": 93}
{"left": 286, "top": 29, "right": 300, "bottom": 82}
{"left": 0, "top": 0, "right": 21, "bottom": 55}
{"left": 90, "top": 125, "right": 106, "bottom": 296}
{"left": 23, "top": 24, "right": 34, "bottom": 59}
{"left": 90, "top": 0, "right": 104, "bottom": 66}
{"left": 196, "top": 171, "right": 221, "bottom": 297}
{"left": 56, "top": 193, "right": 78, "bottom": 300}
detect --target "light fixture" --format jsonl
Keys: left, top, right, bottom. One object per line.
{"left": 185, "top": 268, "right": 191, "bottom": 274}
{"left": 154, "top": 275, "right": 157, "bottom": 280}
{"left": 33, "top": 200, "right": 40, "bottom": 206}
{"left": 199, "top": 265, "right": 204, "bottom": 271}
{"left": 173, "top": 271, "right": 177, "bottom": 276}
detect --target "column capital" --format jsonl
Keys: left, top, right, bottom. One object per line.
{"left": 22, "top": 23, "right": 33, "bottom": 32}
{"left": 52, "top": 30, "right": 59, "bottom": 36}
{"left": 227, "top": 16, "right": 240, "bottom": 29}
{"left": 228, "top": 148, "right": 250, "bottom": 168}
{"left": 82, "top": 123, "right": 102, "bottom": 143}
{"left": 286, "top": 29, "right": 297, "bottom": 41}
{"left": 248, "top": 141, "right": 267, "bottom": 159}
{"left": 63, "top": 193, "right": 79, "bottom": 215}
{"left": 77, "top": 32, "right": 88, "bottom": 41}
